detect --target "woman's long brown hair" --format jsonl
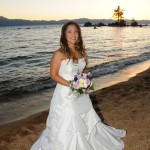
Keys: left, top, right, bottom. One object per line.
{"left": 60, "top": 21, "right": 88, "bottom": 66}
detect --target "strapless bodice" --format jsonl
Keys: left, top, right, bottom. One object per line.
{"left": 58, "top": 58, "right": 86, "bottom": 80}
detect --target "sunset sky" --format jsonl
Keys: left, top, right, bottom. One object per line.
{"left": 0, "top": 0, "right": 150, "bottom": 20}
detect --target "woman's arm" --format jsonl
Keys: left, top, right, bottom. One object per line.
{"left": 50, "top": 50, "right": 70, "bottom": 87}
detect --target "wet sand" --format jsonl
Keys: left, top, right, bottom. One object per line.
{"left": 0, "top": 67, "right": 150, "bottom": 150}
{"left": 1, "top": 60, "right": 150, "bottom": 126}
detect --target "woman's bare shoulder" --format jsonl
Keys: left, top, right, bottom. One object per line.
{"left": 54, "top": 48, "right": 66, "bottom": 60}
{"left": 51, "top": 48, "right": 66, "bottom": 61}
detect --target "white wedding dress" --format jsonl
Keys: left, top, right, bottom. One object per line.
{"left": 30, "top": 58, "right": 126, "bottom": 150}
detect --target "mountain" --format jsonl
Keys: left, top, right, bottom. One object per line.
{"left": 0, "top": 16, "right": 150, "bottom": 26}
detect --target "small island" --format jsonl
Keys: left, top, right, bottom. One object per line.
{"left": 83, "top": 5, "right": 147, "bottom": 27}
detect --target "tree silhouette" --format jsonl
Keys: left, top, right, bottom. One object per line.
{"left": 113, "top": 5, "right": 124, "bottom": 23}
{"left": 83, "top": 22, "right": 92, "bottom": 27}
{"left": 131, "top": 18, "right": 138, "bottom": 26}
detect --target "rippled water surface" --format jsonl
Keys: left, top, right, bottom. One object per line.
{"left": 0, "top": 25, "right": 150, "bottom": 99}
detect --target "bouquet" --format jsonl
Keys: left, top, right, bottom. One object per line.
{"left": 70, "top": 72, "right": 94, "bottom": 95}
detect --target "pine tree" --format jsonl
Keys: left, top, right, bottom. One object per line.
{"left": 113, "top": 5, "right": 124, "bottom": 23}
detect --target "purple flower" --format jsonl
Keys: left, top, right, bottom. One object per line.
{"left": 70, "top": 72, "right": 94, "bottom": 95}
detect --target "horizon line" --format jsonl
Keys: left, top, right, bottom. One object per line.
{"left": 1, "top": 16, "right": 150, "bottom": 21}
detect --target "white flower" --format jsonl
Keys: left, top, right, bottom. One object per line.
{"left": 79, "top": 79, "right": 87, "bottom": 88}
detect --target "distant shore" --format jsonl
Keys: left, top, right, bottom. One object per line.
{"left": 0, "top": 64, "right": 150, "bottom": 149}
{"left": 0, "top": 16, "right": 150, "bottom": 26}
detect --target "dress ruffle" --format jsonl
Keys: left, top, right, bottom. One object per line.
{"left": 30, "top": 107, "right": 126, "bottom": 150}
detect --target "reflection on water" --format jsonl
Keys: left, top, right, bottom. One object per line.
{"left": 0, "top": 25, "right": 150, "bottom": 99}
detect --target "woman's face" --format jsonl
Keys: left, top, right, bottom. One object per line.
{"left": 65, "top": 24, "right": 79, "bottom": 47}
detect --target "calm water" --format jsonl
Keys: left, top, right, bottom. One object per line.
{"left": 0, "top": 25, "right": 150, "bottom": 100}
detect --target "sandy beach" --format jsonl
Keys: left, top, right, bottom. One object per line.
{"left": 0, "top": 67, "right": 150, "bottom": 150}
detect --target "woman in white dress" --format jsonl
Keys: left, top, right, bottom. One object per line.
{"left": 30, "top": 21, "right": 126, "bottom": 150}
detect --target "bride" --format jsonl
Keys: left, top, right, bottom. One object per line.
{"left": 30, "top": 21, "right": 126, "bottom": 150}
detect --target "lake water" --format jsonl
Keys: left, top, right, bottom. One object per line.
{"left": 0, "top": 25, "right": 150, "bottom": 101}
